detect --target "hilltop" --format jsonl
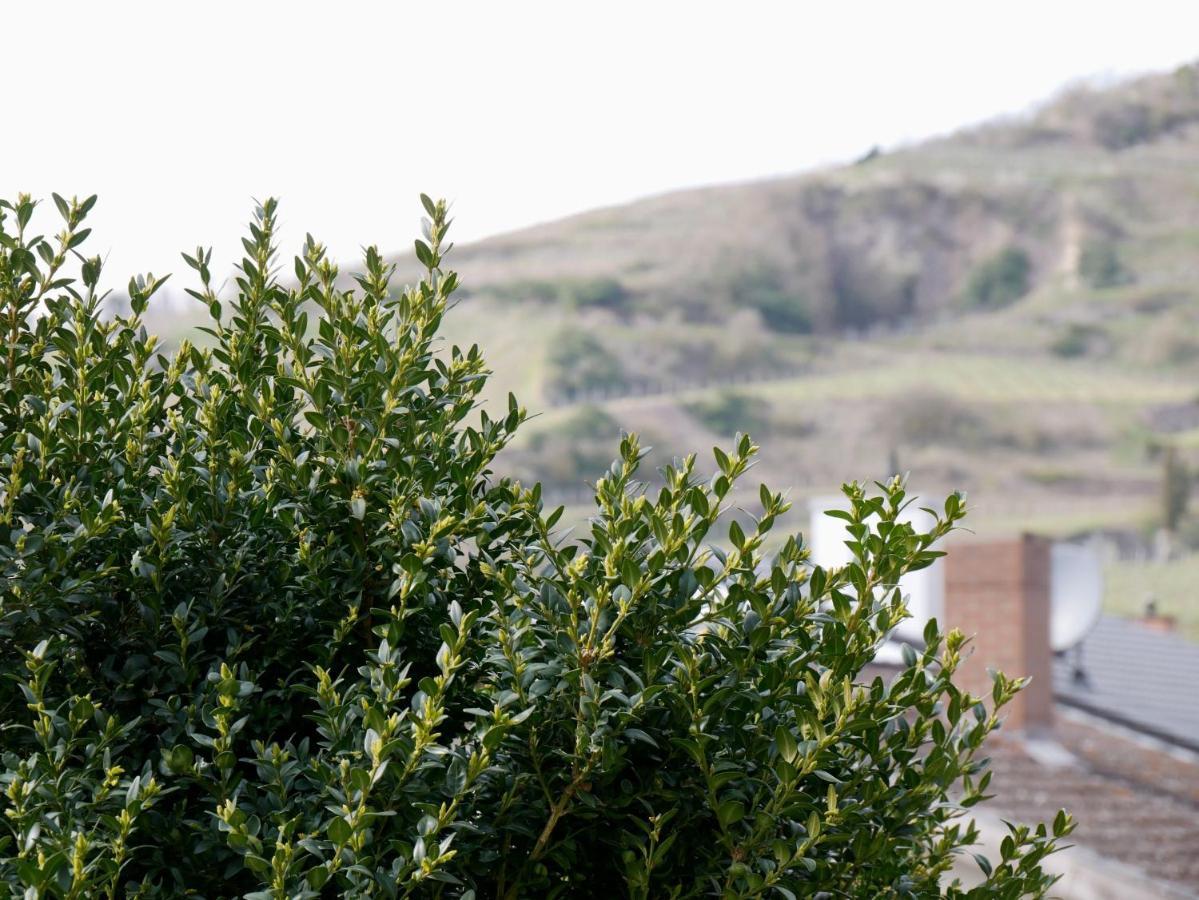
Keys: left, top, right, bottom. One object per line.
{"left": 439, "top": 62, "right": 1199, "bottom": 335}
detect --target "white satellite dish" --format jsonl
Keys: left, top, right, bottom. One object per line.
{"left": 808, "top": 495, "right": 857, "bottom": 570}
{"left": 808, "top": 496, "right": 944, "bottom": 643}
{"left": 1049, "top": 542, "right": 1103, "bottom": 652}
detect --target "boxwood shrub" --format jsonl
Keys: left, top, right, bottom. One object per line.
{"left": 0, "top": 193, "right": 1071, "bottom": 897}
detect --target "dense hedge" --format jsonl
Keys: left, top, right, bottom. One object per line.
{"left": 0, "top": 193, "right": 1070, "bottom": 897}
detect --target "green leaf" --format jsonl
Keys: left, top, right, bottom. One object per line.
{"left": 327, "top": 817, "right": 351, "bottom": 845}
{"left": 775, "top": 726, "right": 798, "bottom": 764}
{"left": 728, "top": 519, "right": 745, "bottom": 549}
{"left": 624, "top": 728, "right": 658, "bottom": 748}
{"left": 716, "top": 799, "right": 745, "bottom": 828}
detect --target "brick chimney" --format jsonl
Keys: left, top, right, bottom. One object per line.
{"left": 943, "top": 534, "right": 1053, "bottom": 732}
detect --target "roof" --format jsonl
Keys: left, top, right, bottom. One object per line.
{"left": 983, "top": 716, "right": 1199, "bottom": 895}
{"left": 1053, "top": 615, "right": 1199, "bottom": 752}
{"left": 867, "top": 618, "right": 1199, "bottom": 893}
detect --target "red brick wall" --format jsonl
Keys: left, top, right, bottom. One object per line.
{"left": 943, "top": 534, "right": 1053, "bottom": 732}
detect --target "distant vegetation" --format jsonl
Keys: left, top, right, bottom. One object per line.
{"left": 1050, "top": 322, "right": 1108, "bottom": 359}
{"left": 831, "top": 259, "right": 917, "bottom": 329}
{"left": 399, "top": 60, "right": 1199, "bottom": 562}
{"left": 492, "top": 275, "right": 630, "bottom": 312}
{"left": 546, "top": 328, "right": 628, "bottom": 400}
{"left": 1092, "top": 101, "right": 1157, "bottom": 149}
{"left": 961, "top": 246, "right": 1031, "bottom": 309}
{"left": 1161, "top": 446, "right": 1192, "bottom": 535}
{"left": 685, "top": 389, "right": 775, "bottom": 436}
{"left": 883, "top": 391, "right": 996, "bottom": 450}
{"left": 522, "top": 404, "right": 623, "bottom": 484}
{"left": 729, "top": 262, "right": 813, "bottom": 333}
{"left": 433, "top": 64, "right": 1199, "bottom": 645}
{"left": 1077, "top": 240, "right": 1130, "bottom": 289}
{"left": 144, "top": 61, "right": 1199, "bottom": 629}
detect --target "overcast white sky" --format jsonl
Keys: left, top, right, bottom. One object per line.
{"left": 6, "top": 1, "right": 1199, "bottom": 282}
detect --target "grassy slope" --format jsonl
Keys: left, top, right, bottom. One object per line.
{"left": 147, "top": 63, "right": 1199, "bottom": 632}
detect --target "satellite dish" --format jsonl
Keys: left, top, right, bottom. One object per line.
{"left": 808, "top": 496, "right": 944, "bottom": 642}
{"left": 808, "top": 495, "right": 857, "bottom": 570}
{"left": 1049, "top": 542, "right": 1103, "bottom": 652}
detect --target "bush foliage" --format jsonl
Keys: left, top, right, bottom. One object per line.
{"left": 546, "top": 328, "right": 628, "bottom": 401}
{"left": 492, "top": 278, "right": 629, "bottom": 314}
{"left": 684, "top": 391, "right": 775, "bottom": 438}
{"left": 961, "top": 247, "right": 1031, "bottom": 309}
{"left": 1076, "top": 241, "right": 1129, "bottom": 290}
{"left": 0, "top": 193, "right": 1071, "bottom": 897}
{"left": 728, "top": 264, "right": 812, "bottom": 335}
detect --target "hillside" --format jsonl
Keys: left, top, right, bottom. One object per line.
{"left": 424, "top": 64, "right": 1199, "bottom": 633}
{"left": 149, "top": 63, "right": 1199, "bottom": 630}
